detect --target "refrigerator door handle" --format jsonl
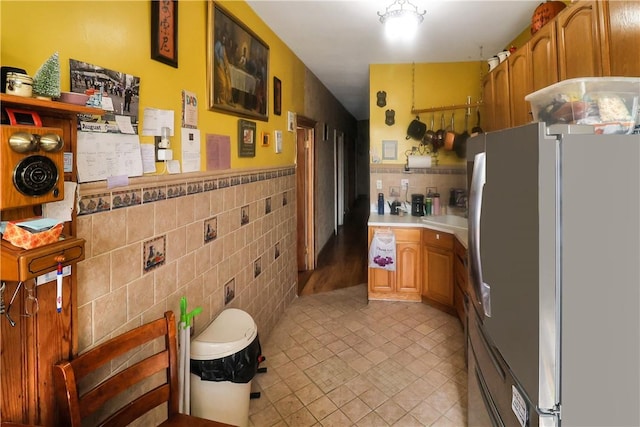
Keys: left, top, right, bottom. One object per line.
{"left": 469, "top": 152, "right": 491, "bottom": 317}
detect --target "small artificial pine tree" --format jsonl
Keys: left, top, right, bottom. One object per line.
{"left": 32, "top": 52, "right": 61, "bottom": 99}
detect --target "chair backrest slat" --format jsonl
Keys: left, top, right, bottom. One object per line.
{"left": 53, "top": 311, "right": 180, "bottom": 427}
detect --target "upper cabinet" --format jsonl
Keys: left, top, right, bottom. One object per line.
{"left": 603, "top": 0, "right": 640, "bottom": 77}
{"left": 483, "top": 0, "right": 640, "bottom": 132}
{"left": 556, "top": 0, "right": 604, "bottom": 79}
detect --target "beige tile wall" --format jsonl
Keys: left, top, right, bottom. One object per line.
{"left": 75, "top": 167, "right": 298, "bottom": 355}
{"left": 370, "top": 165, "right": 467, "bottom": 212}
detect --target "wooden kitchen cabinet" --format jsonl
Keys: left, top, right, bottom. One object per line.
{"left": 556, "top": 0, "right": 605, "bottom": 79}
{"left": 529, "top": 20, "right": 559, "bottom": 92}
{"left": 483, "top": 0, "right": 639, "bottom": 132}
{"left": 485, "top": 60, "right": 511, "bottom": 132}
{"left": 602, "top": 1, "right": 640, "bottom": 77}
{"left": 422, "top": 229, "right": 454, "bottom": 309}
{"left": 508, "top": 46, "right": 533, "bottom": 127}
{"left": 0, "top": 94, "right": 102, "bottom": 426}
{"left": 368, "top": 227, "right": 421, "bottom": 301}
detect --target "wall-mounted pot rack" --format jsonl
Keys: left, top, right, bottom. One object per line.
{"left": 411, "top": 101, "right": 482, "bottom": 115}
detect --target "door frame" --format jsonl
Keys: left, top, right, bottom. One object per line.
{"left": 296, "top": 115, "right": 315, "bottom": 272}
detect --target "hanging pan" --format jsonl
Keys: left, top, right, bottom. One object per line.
{"left": 406, "top": 116, "right": 426, "bottom": 140}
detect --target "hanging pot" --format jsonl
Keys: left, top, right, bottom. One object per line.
{"left": 424, "top": 114, "right": 436, "bottom": 145}
{"left": 444, "top": 112, "right": 456, "bottom": 151}
{"left": 433, "top": 113, "right": 446, "bottom": 151}
{"left": 406, "top": 116, "right": 426, "bottom": 140}
{"left": 453, "top": 131, "right": 469, "bottom": 158}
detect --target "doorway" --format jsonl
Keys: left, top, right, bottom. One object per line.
{"left": 296, "top": 116, "right": 315, "bottom": 286}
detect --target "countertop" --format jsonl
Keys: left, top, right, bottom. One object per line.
{"left": 368, "top": 213, "right": 468, "bottom": 248}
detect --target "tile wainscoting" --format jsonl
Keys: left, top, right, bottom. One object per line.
{"left": 75, "top": 167, "right": 298, "bottom": 355}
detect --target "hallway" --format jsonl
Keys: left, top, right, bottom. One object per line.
{"left": 298, "top": 196, "right": 369, "bottom": 296}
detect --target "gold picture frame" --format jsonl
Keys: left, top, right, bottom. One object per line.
{"left": 207, "top": 1, "right": 269, "bottom": 121}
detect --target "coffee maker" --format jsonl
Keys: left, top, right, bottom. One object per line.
{"left": 411, "top": 194, "right": 424, "bottom": 216}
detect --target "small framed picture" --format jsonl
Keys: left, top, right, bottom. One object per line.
{"left": 273, "top": 76, "right": 281, "bottom": 116}
{"left": 238, "top": 119, "right": 256, "bottom": 157}
{"left": 287, "top": 111, "right": 296, "bottom": 132}
{"left": 261, "top": 131, "right": 270, "bottom": 147}
{"left": 274, "top": 130, "right": 283, "bottom": 154}
{"left": 382, "top": 140, "right": 398, "bottom": 160}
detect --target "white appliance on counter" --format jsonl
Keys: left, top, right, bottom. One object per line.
{"left": 466, "top": 122, "right": 640, "bottom": 426}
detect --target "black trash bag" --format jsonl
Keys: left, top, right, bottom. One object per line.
{"left": 191, "top": 335, "right": 261, "bottom": 383}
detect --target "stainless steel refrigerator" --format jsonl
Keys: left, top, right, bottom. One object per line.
{"left": 466, "top": 122, "right": 640, "bottom": 427}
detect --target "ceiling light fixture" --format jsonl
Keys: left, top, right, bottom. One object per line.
{"left": 378, "top": 0, "right": 426, "bottom": 40}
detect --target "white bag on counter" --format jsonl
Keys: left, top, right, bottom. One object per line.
{"left": 368, "top": 229, "right": 396, "bottom": 271}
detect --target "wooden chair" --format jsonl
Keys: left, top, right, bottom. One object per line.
{"left": 53, "top": 311, "right": 231, "bottom": 427}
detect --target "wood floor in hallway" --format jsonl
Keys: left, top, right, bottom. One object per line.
{"left": 298, "top": 197, "right": 369, "bottom": 296}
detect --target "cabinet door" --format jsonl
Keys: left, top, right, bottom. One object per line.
{"left": 423, "top": 245, "right": 454, "bottom": 307}
{"left": 492, "top": 61, "right": 511, "bottom": 131}
{"left": 481, "top": 73, "right": 495, "bottom": 132}
{"left": 557, "top": 0, "right": 604, "bottom": 79}
{"left": 396, "top": 241, "right": 421, "bottom": 295}
{"left": 369, "top": 266, "right": 394, "bottom": 294}
{"left": 602, "top": 1, "right": 640, "bottom": 77}
{"left": 529, "top": 20, "right": 558, "bottom": 92}
{"left": 508, "top": 47, "right": 532, "bottom": 127}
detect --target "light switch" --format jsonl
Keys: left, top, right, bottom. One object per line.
{"left": 376, "top": 180, "right": 382, "bottom": 190}
{"left": 401, "top": 179, "right": 409, "bottom": 189}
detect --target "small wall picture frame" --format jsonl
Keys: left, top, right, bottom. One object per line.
{"left": 273, "top": 76, "right": 281, "bottom": 116}
{"left": 382, "top": 140, "right": 398, "bottom": 160}
{"left": 261, "top": 131, "right": 270, "bottom": 147}
{"left": 151, "top": 0, "right": 178, "bottom": 68}
{"left": 287, "top": 111, "right": 296, "bottom": 132}
{"left": 238, "top": 119, "right": 256, "bottom": 157}
{"left": 274, "top": 130, "right": 283, "bottom": 154}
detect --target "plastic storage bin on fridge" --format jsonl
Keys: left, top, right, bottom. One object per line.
{"left": 190, "top": 308, "right": 261, "bottom": 427}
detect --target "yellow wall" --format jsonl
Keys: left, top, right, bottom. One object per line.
{"left": 369, "top": 62, "right": 482, "bottom": 166}
{"left": 0, "top": 1, "right": 304, "bottom": 170}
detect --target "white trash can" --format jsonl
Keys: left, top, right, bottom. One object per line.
{"left": 190, "top": 308, "right": 260, "bottom": 427}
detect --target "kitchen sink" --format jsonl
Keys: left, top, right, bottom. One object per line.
{"left": 421, "top": 214, "right": 468, "bottom": 229}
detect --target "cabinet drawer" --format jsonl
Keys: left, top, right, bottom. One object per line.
{"left": 1, "top": 237, "right": 85, "bottom": 281}
{"left": 389, "top": 228, "right": 421, "bottom": 243}
{"left": 369, "top": 227, "right": 420, "bottom": 244}
{"left": 422, "top": 228, "right": 453, "bottom": 249}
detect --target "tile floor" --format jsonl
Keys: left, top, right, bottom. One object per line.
{"left": 248, "top": 284, "right": 467, "bottom": 426}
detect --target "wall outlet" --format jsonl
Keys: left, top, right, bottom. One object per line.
{"left": 376, "top": 180, "right": 383, "bottom": 190}
{"left": 401, "top": 179, "right": 409, "bottom": 189}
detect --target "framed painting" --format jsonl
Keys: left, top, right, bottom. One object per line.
{"left": 273, "top": 76, "right": 281, "bottom": 116}
{"left": 208, "top": 1, "right": 269, "bottom": 121}
{"left": 151, "top": 0, "right": 178, "bottom": 68}
{"left": 238, "top": 119, "right": 256, "bottom": 157}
